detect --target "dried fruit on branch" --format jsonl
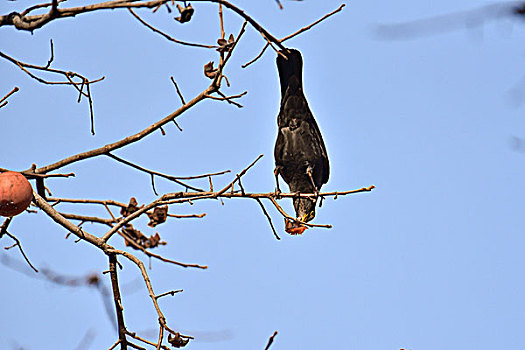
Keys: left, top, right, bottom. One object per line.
{"left": 122, "top": 224, "right": 166, "bottom": 249}
{"left": 284, "top": 219, "right": 308, "bottom": 235}
{"left": 168, "top": 333, "right": 190, "bottom": 348}
{"left": 147, "top": 205, "right": 168, "bottom": 227}
{"left": 120, "top": 197, "right": 143, "bottom": 217}
{"left": 0, "top": 171, "right": 33, "bottom": 217}
{"left": 204, "top": 61, "right": 218, "bottom": 79}
{"left": 217, "top": 34, "right": 235, "bottom": 53}
{"left": 175, "top": 3, "right": 194, "bottom": 23}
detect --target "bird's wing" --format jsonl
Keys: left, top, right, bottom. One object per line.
{"left": 274, "top": 129, "right": 285, "bottom": 167}
{"left": 307, "top": 109, "right": 330, "bottom": 185}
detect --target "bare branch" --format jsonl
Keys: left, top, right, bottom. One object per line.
{"left": 125, "top": 331, "right": 171, "bottom": 350}
{"left": 86, "top": 80, "right": 95, "bottom": 135}
{"left": 47, "top": 197, "right": 127, "bottom": 208}
{"left": 118, "top": 231, "right": 208, "bottom": 269}
{"left": 268, "top": 196, "right": 331, "bottom": 229}
{"left": 109, "top": 248, "right": 194, "bottom": 347}
{"left": 105, "top": 152, "right": 205, "bottom": 192}
{"left": 1, "top": 0, "right": 171, "bottom": 31}
{"left": 109, "top": 254, "right": 128, "bottom": 350}
{"left": 168, "top": 213, "right": 206, "bottom": 219}
{"left": 194, "top": 0, "right": 286, "bottom": 50}
{"left": 0, "top": 86, "right": 19, "bottom": 109}
{"left": 244, "top": 3, "right": 346, "bottom": 68}
{"left": 45, "top": 39, "right": 54, "bottom": 69}
{"left": 255, "top": 198, "right": 280, "bottom": 240}
{"left": 281, "top": 4, "right": 346, "bottom": 42}
{"left": 206, "top": 90, "right": 247, "bottom": 108}
{"left": 3, "top": 231, "right": 39, "bottom": 273}
{"left": 218, "top": 3, "right": 225, "bottom": 40}
{"left": 264, "top": 331, "right": 278, "bottom": 350}
{"left": 170, "top": 76, "right": 186, "bottom": 105}
{"left": 60, "top": 212, "right": 116, "bottom": 226}
{"left": 0, "top": 50, "right": 102, "bottom": 129}
{"left": 128, "top": 8, "right": 216, "bottom": 49}
{"left": 33, "top": 191, "right": 105, "bottom": 247}
{"left": 20, "top": 0, "right": 68, "bottom": 16}
{"left": 0, "top": 217, "right": 12, "bottom": 239}
{"left": 155, "top": 289, "right": 183, "bottom": 299}
{"left": 34, "top": 83, "right": 214, "bottom": 174}
{"left": 0, "top": 51, "right": 104, "bottom": 86}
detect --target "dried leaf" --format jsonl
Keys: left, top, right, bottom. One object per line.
{"left": 147, "top": 205, "right": 168, "bottom": 227}
{"left": 168, "top": 333, "right": 190, "bottom": 348}
{"left": 122, "top": 224, "right": 166, "bottom": 250}
{"left": 204, "top": 61, "right": 218, "bottom": 79}
{"left": 216, "top": 34, "right": 235, "bottom": 53}
{"left": 121, "top": 197, "right": 143, "bottom": 217}
{"left": 174, "top": 3, "right": 194, "bottom": 23}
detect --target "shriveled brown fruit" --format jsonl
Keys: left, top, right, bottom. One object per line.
{"left": 284, "top": 219, "right": 308, "bottom": 235}
{"left": 0, "top": 171, "right": 33, "bottom": 217}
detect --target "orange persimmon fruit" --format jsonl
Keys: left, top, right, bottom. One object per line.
{"left": 0, "top": 171, "right": 33, "bottom": 217}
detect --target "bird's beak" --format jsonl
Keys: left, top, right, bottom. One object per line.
{"left": 297, "top": 211, "right": 315, "bottom": 223}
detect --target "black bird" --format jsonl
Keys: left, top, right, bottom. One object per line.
{"left": 274, "top": 49, "right": 330, "bottom": 226}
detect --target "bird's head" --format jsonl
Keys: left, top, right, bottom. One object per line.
{"left": 298, "top": 210, "right": 315, "bottom": 223}
{"left": 294, "top": 197, "right": 316, "bottom": 223}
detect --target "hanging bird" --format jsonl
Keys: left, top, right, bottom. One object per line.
{"left": 274, "top": 48, "right": 329, "bottom": 231}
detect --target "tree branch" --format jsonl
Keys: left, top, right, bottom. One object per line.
{"left": 109, "top": 254, "right": 128, "bottom": 350}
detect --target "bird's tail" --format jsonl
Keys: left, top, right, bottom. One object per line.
{"left": 276, "top": 49, "right": 303, "bottom": 98}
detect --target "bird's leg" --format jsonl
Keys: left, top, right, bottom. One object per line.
{"left": 274, "top": 166, "right": 282, "bottom": 197}
{"left": 306, "top": 165, "right": 319, "bottom": 197}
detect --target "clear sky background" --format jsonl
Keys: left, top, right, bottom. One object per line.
{"left": 1, "top": 0, "right": 525, "bottom": 349}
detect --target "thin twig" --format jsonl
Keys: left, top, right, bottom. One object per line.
{"left": 255, "top": 198, "right": 280, "bottom": 240}
{"left": 34, "top": 83, "right": 215, "bottom": 174}
{"left": 105, "top": 152, "right": 205, "bottom": 192}
{"left": 45, "top": 39, "right": 54, "bottom": 69}
{"left": 281, "top": 4, "right": 346, "bottom": 42}
{"left": 264, "top": 331, "right": 278, "bottom": 350}
{"left": 170, "top": 76, "right": 186, "bottom": 105}
{"left": 3, "top": 232, "right": 39, "bottom": 273}
{"left": 168, "top": 213, "right": 206, "bottom": 219}
{"left": 243, "top": 4, "right": 346, "bottom": 68}
{"left": 108, "top": 340, "right": 121, "bottom": 350}
{"left": 242, "top": 42, "right": 269, "bottom": 68}
{"left": 0, "top": 51, "right": 104, "bottom": 86}
{"left": 47, "top": 197, "right": 127, "bottom": 208}
{"left": 125, "top": 332, "right": 171, "bottom": 350}
{"left": 0, "top": 86, "right": 19, "bottom": 108}
{"left": 109, "top": 248, "right": 194, "bottom": 347}
{"left": 20, "top": 0, "right": 68, "bottom": 16}
{"left": 155, "top": 289, "right": 183, "bottom": 299}
{"left": 0, "top": 217, "right": 12, "bottom": 239}
{"left": 33, "top": 191, "right": 105, "bottom": 247}
{"left": 128, "top": 8, "right": 215, "bottom": 48}
{"left": 206, "top": 90, "right": 247, "bottom": 108}
{"left": 218, "top": 3, "right": 225, "bottom": 39}
{"left": 268, "top": 196, "right": 331, "bottom": 229}
{"left": 60, "top": 212, "right": 116, "bottom": 226}
{"left": 86, "top": 81, "right": 95, "bottom": 135}
{"left": 118, "top": 231, "right": 208, "bottom": 269}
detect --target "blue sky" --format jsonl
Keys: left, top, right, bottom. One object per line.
{"left": 1, "top": 0, "right": 525, "bottom": 349}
